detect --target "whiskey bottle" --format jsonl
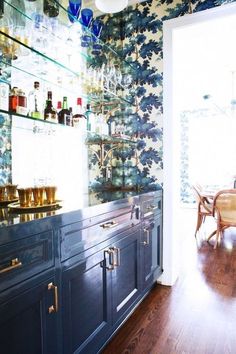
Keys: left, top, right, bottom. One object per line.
{"left": 58, "top": 96, "right": 71, "bottom": 125}
{"left": 44, "top": 91, "right": 57, "bottom": 122}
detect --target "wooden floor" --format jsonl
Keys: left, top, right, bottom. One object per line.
{"left": 102, "top": 208, "right": 236, "bottom": 354}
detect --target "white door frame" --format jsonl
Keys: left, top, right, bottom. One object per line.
{"left": 162, "top": 2, "right": 236, "bottom": 286}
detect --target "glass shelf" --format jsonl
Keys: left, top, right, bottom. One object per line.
{"left": 0, "top": 109, "right": 79, "bottom": 133}
{"left": 3, "top": 0, "right": 134, "bottom": 70}
{"left": 0, "top": 0, "right": 136, "bottom": 108}
{"left": 0, "top": 110, "right": 137, "bottom": 141}
{"left": 0, "top": 108, "right": 52, "bottom": 121}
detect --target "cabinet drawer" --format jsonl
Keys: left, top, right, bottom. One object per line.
{"left": 0, "top": 230, "right": 54, "bottom": 292}
{"left": 61, "top": 209, "right": 139, "bottom": 262}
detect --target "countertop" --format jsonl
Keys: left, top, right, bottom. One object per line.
{"left": 0, "top": 189, "right": 162, "bottom": 231}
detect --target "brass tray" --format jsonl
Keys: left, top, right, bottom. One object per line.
{"left": 8, "top": 200, "right": 62, "bottom": 213}
{"left": 0, "top": 198, "right": 18, "bottom": 206}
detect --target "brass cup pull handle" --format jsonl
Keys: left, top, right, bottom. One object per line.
{"left": 104, "top": 249, "right": 115, "bottom": 270}
{"left": 112, "top": 247, "right": 121, "bottom": 267}
{"left": 0, "top": 258, "right": 22, "bottom": 274}
{"left": 142, "top": 228, "right": 150, "bottom": 246}
{"left": 100, "top": 221, "right": 118, "bottom": 229}
{"left": 48, "top": 282, "right": 58, "bottom": 314}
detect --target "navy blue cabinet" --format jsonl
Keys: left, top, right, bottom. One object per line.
{"left": 0, "top": 276, "right": 59, "bottom": 354}
{"left": 111, "top": 225, "right": 141, "bottom": 324}
{"left": 61, "top": 224, "right": 141, "bottom": 354}
{"left": 140, "top": 193, "right": 163, "bottom": 291}
{"left": 141, "top": 213, "right": 162, "bottom": 290}
{"left": 0, "top": 191, "right": 163, "bottom": 354}
{"left": 62, "top": 249, "right": 112, "bottom": 354}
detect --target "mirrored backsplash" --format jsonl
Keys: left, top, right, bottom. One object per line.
{"left": 0, "top": 114, "right": 89, "bottom": 203}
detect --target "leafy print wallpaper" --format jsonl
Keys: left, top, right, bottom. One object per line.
{"left": 0, "top": 113, "right": 12, "bottom": 185}
{"left": 88, "top": 0, "right": 236, "bottom": 199}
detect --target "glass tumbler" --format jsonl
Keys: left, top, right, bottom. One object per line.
{"left": 45, "top": 186, "right": 57, "bottom": 204}
{"left": 80, "top": 8, "right": 93, "bottom": 46}
{"left": 32, "top": 187, "right": 45, "bottom": 206}
{"left": 5, "top": 184, "right": 18, "bottom": 200}
{"left": 17, "top": 188, "right": 32, "bottom": 207}
{"left": 91, "top": 19, "right": 103, "bottom": 55}
{"left": 68, "top": 0, "right": 82, "bottom": 22}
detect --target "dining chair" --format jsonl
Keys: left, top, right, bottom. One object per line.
{"left": 208, "top": 189, "right": 236, "bottom": 248}
{"left": 192, "top": 185, "right": 214, "bottom": 237}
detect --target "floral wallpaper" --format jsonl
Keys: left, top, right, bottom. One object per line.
{"left": 88, "top": 0, "right": 236, "bottom": 199}
{"left": 0, "top": 113, "right": 12, "bottom": 185}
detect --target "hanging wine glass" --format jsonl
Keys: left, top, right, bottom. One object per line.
{"left": 91, "top": 19, "right": 103, "bottom": 56}
{"left": 80, "top": 8, "right": 93, "bottom": 47}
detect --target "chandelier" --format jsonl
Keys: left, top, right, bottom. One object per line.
{"left": 95, "top": 0, "right": 128, "bottom": 13}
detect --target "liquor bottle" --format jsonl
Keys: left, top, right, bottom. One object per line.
{"left": 9, "top": 87, "right": 19, "bottom": 113}
{"left": 58, "top": 96, "right": 71, "bottom": 125}
{"left": 44, "top": 91, "right": 57, "bottom": 122}
{"left": 43, "top": 0, "right": 59, "bottom": 17}
{"left": 73, "top": 97, "right": 86, "bottom": 130}
{"left": 17, "top": 89, "right": 27, "bottom": 115}
{"left": 57, "top": 100, "right": 62, "bottom": 113}
{"left": 85, "top": 103, "right": 95, "bottom": 132}
{"left": 28, "top": 81, "right": 43, "bottom": 119}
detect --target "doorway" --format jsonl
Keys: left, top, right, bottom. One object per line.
{"left": 162, "top": 2, "right": 236, "bottom": 286}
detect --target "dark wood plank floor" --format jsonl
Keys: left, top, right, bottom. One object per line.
{"left": 102, "top": 209, "right": 236, "bottom": 354}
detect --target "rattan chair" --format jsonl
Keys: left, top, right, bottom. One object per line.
{"left": 208, "top": 189, "right": 236, "bottom": 248}
{"left": 192, "top": 185, "right": 214, "bottom": 237}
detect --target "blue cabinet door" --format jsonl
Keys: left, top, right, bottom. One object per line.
{"left": 111, "top": 225, "right": 141, "bottom": 324}
{"left": 153, "top": 214, "right": 163, "bottom": 281}
{"left": 141, "top": 214, "right": 163, "bottom": 290}
{"left": 0, "top": 276, "right": 59, "bottom": 354}
{"left": 62, "top": 250, "right": 112, "bottom": 354}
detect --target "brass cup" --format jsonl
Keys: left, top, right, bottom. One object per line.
{"left": 5, "top": 184, "right": 18, "bottom": 200}
{"left": 38, "top": 187, "right": 45, "bottom": 206}
{"left": 45, "top": 186, "right": 57, "bottom": 205}
{"left": 25, "top": 188, "right": 32, "bottom": 207}
{"left": 17, "top": 188, "right": 26, "bottom": 207}
{"left": 32, "top": 187, "right": 45, "bottom": 206}
{"left": 0, "top": 186, "right": 6, "bottom": 201}
{"left": 17, "top": 188, "right": 32, "bottom": 207}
